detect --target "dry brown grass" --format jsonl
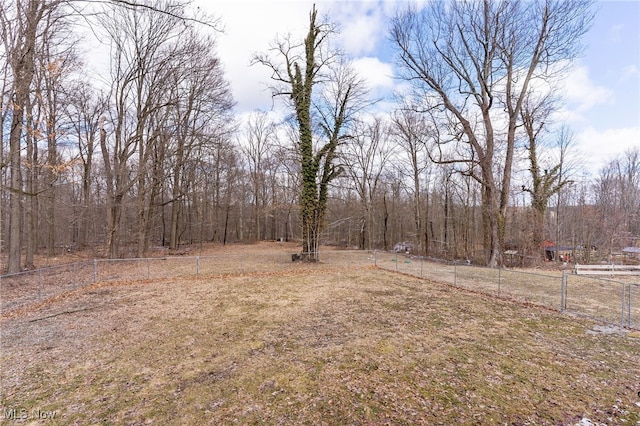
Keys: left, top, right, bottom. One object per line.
{"left": 1, "top": 243, "right": 639, "bottom": 425}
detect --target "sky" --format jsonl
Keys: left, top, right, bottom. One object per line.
{"left": 197, "top": 0, "right": 639, "bottom": 177}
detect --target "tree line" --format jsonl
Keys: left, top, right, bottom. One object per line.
{"left": 1, "top": 0, "right": 638, "bottom": 273}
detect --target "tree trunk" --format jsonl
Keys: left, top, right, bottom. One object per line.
{"left": 24, "top": 97, "right": 36, "bottom": 270}
{"left": 79, "top": 144, "right": 93, "bottom": 249}
{"left": 107, "top": 194, "right": 123, "bottom": 259}
{"left": 46, "top": 110, "right": 57, "bottom": 257}
{"left": 482, "top": 183, "right": 502, "bottom": 268}
{"left": 100, "top": 122, "right": 122, "bottom": 259}
{"left": 169, "top": 138, "right": 184, "bottom": 250}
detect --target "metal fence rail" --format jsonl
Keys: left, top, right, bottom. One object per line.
{"left": 1, "top": 250, "right": 638, "bottom": 330}
{"left": 374, "top": 251, "right": 639, "bottom": 330}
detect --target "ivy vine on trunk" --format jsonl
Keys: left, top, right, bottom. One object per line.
{"left": 254, "top": 5, "right": 365, "bottom": 262}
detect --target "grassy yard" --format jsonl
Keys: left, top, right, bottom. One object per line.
{"left": 1, "top": 245, "right": 639, "bottom": 425}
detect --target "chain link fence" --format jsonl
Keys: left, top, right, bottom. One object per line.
{"left": 0, "top": 251, "right": 375, "bottom": 316}
{"left": 1, "top": 250, "right": 638, "bottom": 330}
{"left": 374, "top": 251, "right": 639, "bottom": 330}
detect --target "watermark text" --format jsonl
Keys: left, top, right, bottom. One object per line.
{"left": 2, "top": 407, "right": 57, "bottom": 421}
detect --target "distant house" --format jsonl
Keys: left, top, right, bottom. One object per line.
{"left": 622, "top": 247, "right": 640, "bottom": 262}
{"left": 393, "top": 242, "right": 413, "bottom": 253}
{"left": 543, "top": 240, "right": 574, "bottom": 262}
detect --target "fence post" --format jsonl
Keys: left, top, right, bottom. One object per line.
{"left": 561, "top": 271, "right": 567, "bottom": 312}
{"left": 196, "top": 256, "right": 200, "bottom": 278}
{"left": 374, "top": 250, "right": 377, "bottom": 267}
{"left": 420, "top": 257, "right": 423, "bottom": 279}
{"left": 621, "top": 283, "right": 626, "bottom": 328}
{"left": 454, "top": 264, "right": 457, "bottom": 286}
{"left": 628, "top": 284, "right": 632, "bottom": 328}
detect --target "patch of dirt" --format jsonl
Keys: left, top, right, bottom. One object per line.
{"left": 586, "top": 324, "right": 630, "bottom": 335}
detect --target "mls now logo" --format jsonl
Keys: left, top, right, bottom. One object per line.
{"left": 3, "top": 407, "right": 57, "bottom": 420}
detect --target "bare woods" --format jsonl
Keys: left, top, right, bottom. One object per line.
{"left": 1, "top": 1, "right": 638, "bottom": 273}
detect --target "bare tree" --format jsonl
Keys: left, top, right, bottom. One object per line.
{"left": 34, "top": 10, "right": 81, "bottom": 260}
{"left": 391, "top": 0, "right": 593, "bottom": 266}
{"left": 97, "top": 1, "right": 191, "bottom": 258}
{"left": 343, "top": 117, "right": 394, "bottom": 250}
{"left": 63, "top": 80, "right": 107, "bottom": 249}
{"left": 594, "top": 148, "right": 640, "bottom": 260}
{"left": 208, "top": 138, "right": 241, "bottom": 245}
{"left": 390, "top": 107, "right": 434, "bottom": 254}
{"left": 240, "top": 111, "right": 276, "bottom": 241}
{"left": 0, "top": 31, "right": 9, "bottom": 266}
{"left": 164, "top": 32, "right": 234, "bottom": 251}
{"left": 0, "top": 0, "right": 70, "bottom": 272}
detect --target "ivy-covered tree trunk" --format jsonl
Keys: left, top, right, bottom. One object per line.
{"left": 295, "top": 15, "right": 319, "bottom": 260}
{"left": 255, "top": 5, "right": 362, "bottom": 262}
{"left": 298, "top": 19, "right": 320, "bottom": 261}
{"left": 522, "top": 107, "right": 573, "bottom": 265}
{"left": 287, "top": 6, "right": 331, "bottom": 262}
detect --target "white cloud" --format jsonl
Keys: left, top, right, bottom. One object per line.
{"left": 204, "top": 1, "right": 323, "bottom": 113}
{"left": 336, "top": 6, "right": 385, "bottom": 56}
{"left": 351, "top": 57, "right": 394, "bottom": 91}
{"left": 576, "top": 126, "right": 640, "bottom": 175}
{"left": 561, "top": 66, "right": 614, "bottom": 115}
